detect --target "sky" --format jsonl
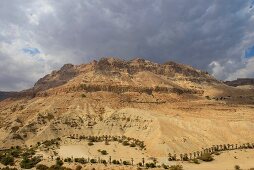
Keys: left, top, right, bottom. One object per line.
{"left": 0, "top": 0, "right": 254, "bottom": 91}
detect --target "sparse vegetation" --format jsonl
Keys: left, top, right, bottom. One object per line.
{"left": 20, "top": 156, "right": 42, "bottom": 169}
{"left": 36, "top": 164, "right": 49, "bottom": 170}
{"left": 198, "top": 153, "right": 214, "bottom": 162}
{"left": 235, "top": 165, "right": 241, "bottom": 170}
{"left": 169, "top": 165, "right": 183, "bottom": 170}
{"left": 0, "top": 154, "right": 14, "bottom": 166}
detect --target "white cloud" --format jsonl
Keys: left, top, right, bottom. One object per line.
{"left": 1, "top": 0, "right": 254, "bottom": 90}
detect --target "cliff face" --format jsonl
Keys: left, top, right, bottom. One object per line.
{"left": 2, "top": 57, "right": 219, "bottom": 100}
{"left": 225, "top": 78, "right": 254, "bottom": 87}
{"left": 33, "top": 63, "right": 78, "bottom": 92}
{"left": 95, "top": 58, "right": 215, "bottom": 81}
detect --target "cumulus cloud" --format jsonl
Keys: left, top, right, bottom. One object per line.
{"left": 0, "top": 0, "right": 254, "bottom": 90}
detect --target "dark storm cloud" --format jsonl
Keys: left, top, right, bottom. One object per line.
{"left": 0, "top": 0, "right": 254, "bottom": 91}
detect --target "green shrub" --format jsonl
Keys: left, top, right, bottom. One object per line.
{"left": 214, "top": 151, "right": 220, "bottom": 155}
{"left": 123, "top": 161, "right": 131, "bottom": 165}
{"left": 130, "top": 143, "right": 136, "bottom": 147}
{"left": 100, "top": 150, "right": 108, "bottom": 155}
{"left": 88, "top": 142, "right": 94, "bottom": 146}
{"left": 0, "top": 155, "right": 15, "bottom": 166}
{"left": 145, "top": 163, "right": 156, "bottom": 168}
{"left": 64, "top": 157, "right": 72, "bottom": 163}
{"left": 122, "top": 141, "right": 129, "bottom": 146}
{"left": 198, "top": 153, "right": 214, "bottom": 162}
{"left": 169, "top": 165, "right": 183, "bottom": 170}
{"left": 20, "top": 156, "right": 42, "bottom": 169}
{"left": 1, "top": 167, "right": 18, "bottom": 170}
{"left": 81, "top": 94, "right": 86, "bottom": 98}
{"left": 101, "top": 160, "right": 107, "bottom": 164}
{"left": 22, "top": 148, "right": 36, "bottom": 157}
{"left": 56, "top": 157, "right": 63, "bottom": 167}
{"left": 162, "top": 164, "right": 169, "bottom": 169}
{"left": 74, "top": 158, "right": 86, "bottom": 164}
{"left": 193, "top": 158, "right": 200, "bottom": 164}
{"left": 234, "top": 165, "right": 241, "bottom": 170}
{"left": 36, "top": 164, "right": 49, "bottom": 170}
{"left": 112, "top": 160, "right": 120, "bottom": 164}
{"left": 90, "top": 159, "right": 97, "bottom": 164}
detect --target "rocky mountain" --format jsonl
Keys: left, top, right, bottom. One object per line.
{"left": 225, "top": 78, "right": 254, "bottom": 87}
{"left": 0, "top": 57, "right": 253, "bottom": 162}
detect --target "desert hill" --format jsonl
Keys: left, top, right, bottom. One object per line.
{"left": 225, "top": 78, "right": 254, "bottom": 87}
{"left": 0, "top": 57, "right": 254, "bottom": 169}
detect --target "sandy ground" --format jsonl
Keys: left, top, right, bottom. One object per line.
{"left": 167, "top": 149, "right": 254, "bottom": 170}
{"left": 58, "top": 142, "right": 149, "bottom": 163}
{"left": 56, "top": 143, "right": 254, "bottom": 170}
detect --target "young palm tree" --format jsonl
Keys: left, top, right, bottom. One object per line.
{"left": 180, "top": 154, "right": 183, "bottom": 161}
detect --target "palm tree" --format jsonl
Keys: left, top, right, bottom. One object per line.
{"left": 180, "top": 154, "right": 183, "bottom": 161}
{"left": 193, "top": 152, "right": 196, "bottom": 159}
{"left": 197, "top": 151, "right": 200, "bottom": 157}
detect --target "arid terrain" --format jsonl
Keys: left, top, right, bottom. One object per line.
{"left": 0, "top": 57, "right": 254, "bottom": 170}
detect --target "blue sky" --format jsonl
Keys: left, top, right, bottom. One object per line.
{"left": 22, "top": 47, "right": 40, "bottom": 55}
{"left": 245, "top": 46, "right": 254, "bottom": 59}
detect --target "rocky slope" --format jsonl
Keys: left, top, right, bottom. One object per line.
{"left": 0, "top": 57, "right": 253, "bottom": 158}
{"left": 225, "top": 78, "right": 254, "bottom": 87}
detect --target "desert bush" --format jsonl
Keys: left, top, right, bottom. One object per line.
{"left": 162, "top": 164, "right": 169, "bottom": 169}
{"left": 138, "top": 162, "right": 143, "bottom": 167}
{"left": 130, "top": 143, "right": 136, "bottom": 147}
{"left": 76, "top": 165, "right": 82, "bottom": 170}
{"left": 214, "top": 151, "right": 220, "bottom": 155}
{"left": 101, "top": 160, "right": 107, "bottom": 164}
{"left": 64, "top": 157, "right": 72, "bottom": 163}
{"left": 36, "top": 164, "right": 49, "bottom": 170}
{"left": 74, "top": 158, "right": 86, "bottom": 164}
{"left": 48, "top": 165, "right": 72, "bottom": 170}
{"left": 169, "top": 165, "right": 183, "bottom": 170}
{"left": 123, "top": 161, "right": 131, "bottom": 165}
{"left": 56, "top": 157, "right": 64, "bottom": 167}
{"left": 90, "top": 159, "right": 97, "bottom": 164}
{"left": 193, "top": 158, "right": 200, "bottom": 164}
{"left": 235, "top": 165, "right": 241, "bottom": 170}
{"left": 0, "top": 155, "right": 15, "bottom": 166}
{"left": 22, "top": 148, "right": 36, "bottom": 157}
{"left": 122, "top": 141, "right": 129, "bottom": 146}
{"left": 198, "top": 153, "right": 214, "bottom": 162}
{"left": 1, "top": 167, "right": 18, "bottom": 170}
{"left": 88, "top": 142, "right": 94, "bottom": 146}
{"left": 100, "top": 150, "right": 108, "bottom": 155}
{"left": 145, "top": 162, "right": 156, "bottom": 168}
{"left": 9, "top": 148, "right": 22, "bottom": 158}
{"left": 112, "top": 160, "right": 120, "bottom": 165}
{"left": 20, "top": 156, "right": 42, "bottom": 169}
